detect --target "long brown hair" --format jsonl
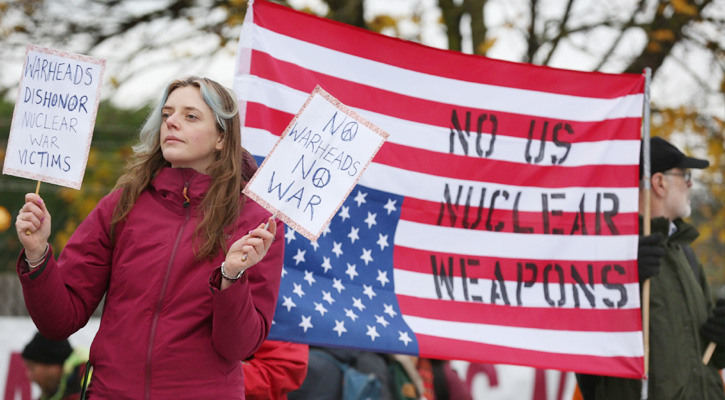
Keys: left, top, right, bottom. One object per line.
{"left": 111, "top": 77, "right": 244, "bottom": 260}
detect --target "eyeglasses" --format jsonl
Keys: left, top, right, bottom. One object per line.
{"left": 664, "top": 170, "right": 692, "bottom": 184}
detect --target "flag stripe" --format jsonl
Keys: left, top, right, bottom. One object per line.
{"left": 252, "top": 1, "right": 645, "bottom": 99}
{"left": 394, "top": 220, "right": 638, "bottom": 261}
{"left": 400, "top": 196, "right": 639, "bottom": 236}
{"left": 360, "top": 164, "right": 641, "bottom": 212}
{"left": 393, "top": 269, "right": 639, "bottom": 310}
{"left": 244, "top": 97, "right": 643, "bottom": 167}
{"left": 375, "top": 143, "right": 639, "bottom": 188}
{"left": 414, "top": 334, "right": 643, "bottom": 379}
{"left": 393, "top": 246, "right": 638, "bottom": 284}
{"left": 401, "top": 316, "right": 643, "bottom": 357}
{"left": 239, "top": 133, "right": 643, "bottom": 214}
{"left": 248, "top": 32, "right": 643, "bottom": 122}
{"left": 250, "top": 49, "right": 644, "bottom": 132}
{"left": 396, "top": 295, "right": 642, "bottom": 331}
{"left": 245, "top": 97, "right": 640, "bottom": 187}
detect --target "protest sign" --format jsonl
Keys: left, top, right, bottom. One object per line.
{"left": 243, "top": 86, "right": 389, "bottom": 241}
{"left": 3, "top": 44, "right": 105, "bottom": 190}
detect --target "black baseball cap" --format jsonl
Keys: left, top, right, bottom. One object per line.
{"left": 640, "top": 136, "right": 709, "bottom": 179}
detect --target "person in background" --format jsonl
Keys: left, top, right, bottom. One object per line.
{"left": 289, "top": 347, "right": 472, "bottom": 400}
{"left": 243, "top": 340, "right": 309, "bottom": 400}
{"left": 21, "top": 332, "right": 89, "bottom": 400}
{"left": 15, "top": 76, "right": 284, "bottom": 399}
{"left": 389, "top": 356, "right": 472, "bottom": 400}
{"left": 575, "top": 136, "right": 725, "bottom": 399}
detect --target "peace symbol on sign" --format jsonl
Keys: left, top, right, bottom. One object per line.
{"left": 312, "top": 168, "right": 331, "bottom": 188}
{"left": 341, "top": 122, "right": 358, "bottom": 142}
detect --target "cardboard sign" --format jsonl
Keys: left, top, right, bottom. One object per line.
{"left": 3, "top": 45, "right": 105, "bottom": 190}
{"left": 243, "top": 86, "right": 389, "bottom": 241}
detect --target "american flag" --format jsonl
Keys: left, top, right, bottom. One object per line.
{"left": 234, "top": 0, "right": 646, "bottom": 378}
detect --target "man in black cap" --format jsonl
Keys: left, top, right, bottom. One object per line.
{"left": 21, "top": 332, "right": 88, "bottom": 400}
{"left": 577, "top": 136, "right": 725, "bottom": 399}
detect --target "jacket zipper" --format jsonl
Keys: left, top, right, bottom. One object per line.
{"left": 144, "top": 179, "right": 192, "bottom": 400}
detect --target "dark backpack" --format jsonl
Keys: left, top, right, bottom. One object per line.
{"left": 311, "top": 350, "right": 383, "bottom": 400}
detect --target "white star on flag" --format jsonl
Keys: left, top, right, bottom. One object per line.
{"left": 398, "top": 331, "right": 412, "bottom": 346}
{"left": 375, "top": 315, "right": 389, "bottom": 327}
{"left": 314, "top": 302, "right": 328, "bottom": 316}
{"left": 292, "top": 283, "right": 305, "bottom": 298}
{"left": 338, "top": 206, "right": 350, "bottom": 222}
{"left": 333, "top": 320, "right": 347, "bottom": 337}
{"left": 363, "top": 284, "right": 376, "bottom": 300}
{"left": 360, "top": 249, "right": 373, "bottom": 266}
{"left": 376, "top": 270, "right": 389, "bottom": 287}
{"left": 321, "top": 257, "right": 332, "bottom": 273}
{"left": 293, "top": 249, "right": 306, "bottom": 265}
{"left": 364, "top": 212, "right": 377, "bottom": 229}
{"left": 285, "top": 228, "right": 296, "bottom": 244}
{"left": 282, "top": 296, "right": 296, "bottom": 312}
{"left": 348, "top": 226, "right": 360, "bottom": 243}
{"left": 383, "top": 304, "right": 398, "bottom": 318}
{"left": 354, "top": 190, "right": 368, "bottom": 207}
{"left": 322, "top": 291, "right": 335, "bottom": 304}
{"left": 345, "top": 263, "right": 358, "bottom": 280}
{"left": 352, "top": 297, "right": 366, "bottom": 311}
{"left": 376, "top": 234, "right": 389, "bottom": 251}
{"left": 310, "top": 241, "right": 320, "bottom": 251}
{"left": 303, "top": 270, "right": 316, "bottom": 286}
{"left": 332, "top": 278, "right": 346, "bottom": 293}
{"left": 383, "top": 199, "right": 397, "bottom": 215}
{"left": 299, "top": 315, "right": 313, "bottom": 332}
{"left": 344, "top": 308, "right": 359, "bottom": 322}
{"left": 366, "top": 325, "right": 380, "bottom": 341}
{"left": 332, "top": 242, "right": 343, "bottom": 258}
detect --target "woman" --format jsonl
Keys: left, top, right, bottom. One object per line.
{"left": 15, "top": 77, "right": 285, "bottom": 399}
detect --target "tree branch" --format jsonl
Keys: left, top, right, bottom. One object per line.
{"left": 465, "top": 0, "right": 488, "bottom": 55}
{"left": 541, "top": 0, "right": 575, "bottom": 66}
{"left": 438, "top": 0, "right": 464, "bottom": 51}
{"left": 625, "top": 0, "right": 714, "bottom": 77}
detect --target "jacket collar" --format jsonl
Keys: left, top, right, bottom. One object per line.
{"left": 647, "top": 216, "right": 699, "bottom": 244}
{"left": 151, "top": 167, "right": 211, "bottom": 214}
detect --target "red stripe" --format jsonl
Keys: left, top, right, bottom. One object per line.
{"left": 253, "top": 0, "right": 645, "bottom": 99}
{"left": 400, "top": 196, "right": 639, "bottom": 236}
{"left": 248, "top": 51, "right": 643, "bottom": 142}
{"left": 245, "top": 102, "right": 292, "bottom": 135}
{"left": 397, "top": 295, "right": 642, "bottom": 331}
{"left": 414, "top": 334, "right": 643, "bottom": 379}
{"left": 375, "top": 143, "right": 639, "bottom": 188}
{"left": 393, "top": 246, "right": 638, "bottom": 284}
{"left": 244, "top": 102, "right": 641, "bottom": 189}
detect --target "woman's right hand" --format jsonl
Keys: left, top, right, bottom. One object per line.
{"left": 15, "top": 193, "right": 52, "bottom": 260}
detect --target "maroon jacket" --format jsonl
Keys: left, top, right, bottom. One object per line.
{"left": 17, "top": 167, "right": 285, "bottom": 400}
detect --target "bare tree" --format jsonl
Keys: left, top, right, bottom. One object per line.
{"left": 1, "top": 0, "right": 723, "bottom": 105}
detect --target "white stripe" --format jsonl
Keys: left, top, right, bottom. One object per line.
{"left": 243, "top": 138, "right": 641, "bottom": 214}
{"left": 364, "top": 163, "right": 641, "bottom": 213}
{"left": 237, "top": 76, "right": 641, "bottom": 166}
{"left": 394, "top": 220, "right": 639, "bottom": 261}
{"left": 248, "top": 24, "right": 644, "bottom": 122}
{"left": 393, "top": 269, "right": 640, "bottom": 310}
{"left": 402, "top": 315, "right": 644, "bottom": 357}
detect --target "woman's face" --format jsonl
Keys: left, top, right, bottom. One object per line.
{"left": 160, "top": 85, "right": 224, "bottom": 173}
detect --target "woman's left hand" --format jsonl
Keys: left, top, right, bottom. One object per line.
{"left": 224, "top": 217, "right": 277, "bottom": 278}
